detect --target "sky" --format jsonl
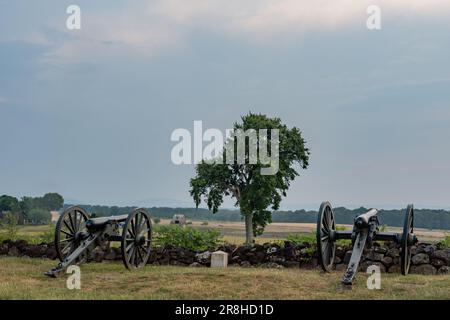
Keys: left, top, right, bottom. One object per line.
{"left": 0, "top": 1, "right": 450, "bottom": 210}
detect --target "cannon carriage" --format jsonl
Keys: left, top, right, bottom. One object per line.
{"left": 316, "top": 201, "right": 418, "bottom": 285}
{"left": 45, "top": 206, "right": 152, "bottom": 277}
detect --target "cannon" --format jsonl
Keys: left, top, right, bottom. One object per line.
{"left": 316, "top": 201, "right": 418, "bottom": 285}
{"left": 44, "top": 206, "right": 152, "bottom": 277}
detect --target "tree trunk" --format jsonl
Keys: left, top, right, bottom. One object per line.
{"left": 245, "top": 212, "right": 254, "bottom": 246}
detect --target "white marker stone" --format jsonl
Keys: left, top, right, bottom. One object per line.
{"left": 210, "top": 250, "right": 228, "bottom": 268}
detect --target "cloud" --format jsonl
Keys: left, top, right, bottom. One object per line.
{"left": 30, "top": 0, "right": 450, "bottom": 65}
{"left": 147, "top": 0, "right": 450, "bottom": 36}
{"left": 39, "top": 4, "right": 185, "bottom": 65}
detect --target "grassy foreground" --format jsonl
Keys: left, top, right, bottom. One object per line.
{"left": 0, "top": 257, "right": 448, "bottom": 300}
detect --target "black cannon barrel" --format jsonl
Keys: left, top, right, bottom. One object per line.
{"left": 355, "top": 208, "right": 378, "bottom": 228}
{"left": 89, "top": 214, "right": 129, "bottom": 223}
{"left": 86, "top": 214, "right": 129, "bottom": 231}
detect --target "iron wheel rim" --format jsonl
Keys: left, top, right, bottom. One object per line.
{"left": 401, "top": 204, "right": 414, "bottom": 275}
{"left": 317, "top": 201, "right": 336, "bottom": 272}
{"left": 55, "top": 206, "right": 89, "bottom": 261}
{"left": 121, "top": 208, "right": 152, "bottom": 269}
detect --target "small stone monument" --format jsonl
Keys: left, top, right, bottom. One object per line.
{"left": 211, "top": 250, "right": 228, "bottom": 268}
{"left": 170, "top": 214, "right": 187, "bottom": 227}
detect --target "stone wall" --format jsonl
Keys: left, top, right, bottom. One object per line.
{"left": 1, "top": 239, "right": 448, "bottom": 275}
{"left": 0, "top": 239, "right": 57, "bottom": 259}
{"left": 334, "top": 242, "right": 449, "bottom": 275}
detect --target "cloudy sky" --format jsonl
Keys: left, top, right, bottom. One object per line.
{"left": 1, "top": 1, "right": 449, "bottom": 210}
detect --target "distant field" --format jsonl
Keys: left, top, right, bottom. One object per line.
{"left": 157, "top": 219, "right": 448, "bottom": 244}
{"left": 0, "top": 257, "right": 448, "bottom": 300}
{"left": 1, "top": 220, "right": 447, "bottom": 245}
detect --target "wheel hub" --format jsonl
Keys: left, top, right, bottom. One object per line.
{"left": 73, "top": 231, "right": 82, "bottom": 242}
{"left": 135, "top": 235, "right": 145, "bottom": 246}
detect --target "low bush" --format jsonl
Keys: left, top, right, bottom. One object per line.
{"left": 286, "top": 232, "right": 352, "bottom": 247}
{"left": 286, "top": 233, "right": 316, "bottom": 245}
{"left": 441, "top": 234, "right": 450, "bottom": 247}
{"left": 152, "top": 225, "right": 220, "bottom": 250}
{"left": 0, "top": 212, "right": 19, "bottom": 241}
{"left": 39, "top": 228, "right": 55, "bottom": 244}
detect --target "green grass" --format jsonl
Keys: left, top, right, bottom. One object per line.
{"left": 0, "top": 257, "right": 449, "bottom": 300}
{"left": 0, "top": 225, "right": 55, "bottom": 244}
{"left": 442, "top": 234, "right": 450, "bottom": 247}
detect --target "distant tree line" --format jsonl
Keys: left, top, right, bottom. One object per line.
{"left": 0, "top": 193, "right": 64, "bottom": 225}
{"left": 3, "top": 192, "right": 448, "bottom": 229}
{"left": 70, "top": 204, "right": 450, "bottom": 230}
{"left": 271, "top": 207, "right": 450, "bottom": 230}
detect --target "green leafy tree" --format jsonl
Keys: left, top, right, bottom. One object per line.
{"left": 19, "top": 196, "right": 37, "bottom": 213}
{"left": 41, "top": 193, "right": 64, "bottom": 211}
{"left": 0, "top": 195, "right": 19, "bottom": 212}
{"left": 1, "top": 212, "right": 19, "bottom": 240}
{"left": 190, "top": 112, "right": 310, "bottom": 245}
{"left": 27, "top": 208, "right": 51, "bottom": 224}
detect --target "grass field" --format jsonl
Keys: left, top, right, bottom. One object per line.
{"left": 0, "top": 257, "right": 448, "bottom": 300}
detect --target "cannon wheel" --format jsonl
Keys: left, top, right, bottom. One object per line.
{"left": 55, "top": 206, "right": 89, "bottom": 261}
{"left": 317, "top": 201, "right": 336, "bottom": 272}
{"left": 401, "top": 204, "right": 414, "bottom": 275}
{"left": 121, "top": 208, "right": 152, "bottom": 269}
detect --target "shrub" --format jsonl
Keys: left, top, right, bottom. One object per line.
{"left": 0, "top": 212, "right": 19, "bottom": 240}
{"left": 201, "top": 221, "right": 209, "bottom": 226}
{"left": 153, "top": 217, "right": 161, "bottom": 224}
{"left": 286, "top": 232, "right": 351, "bottom": 247}
{"left": 39, "top": 227, "right": 55, "bottom": 244}
{"left": 286, "top": 233, "right": 316, "bottom": 245}
{"left": 153, "top": 225, "right": 220, "bottom": 250}
{"left": 27, "top": 208, "right": 51, "bottom": 224}
{"left": 441, "top": 234, "right": 450, "bottom": 247}
{"left": 336, "top": 239, "right": 352, "bottom": 246}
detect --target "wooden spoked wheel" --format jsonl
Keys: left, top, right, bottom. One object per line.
{"left": 55, "top": 206, "right": 89, "bottom": 261}
{"left": 401, "top": 204, "right": 414, "bottom": 275}
{"left": 121, "top": 208, "right": 152, "bottom": 269}
{"left": 317, "top": 201, "right": 336, "bottom": 272}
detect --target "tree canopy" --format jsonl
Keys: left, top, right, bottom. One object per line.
{"left": 41, "top": 193, "right": 64, "bottom": 211}
{"left": 0, "top": 195, "right": 19, "bottom": 212}
{"left": 27, "top": 208, "right": 51, "bottom": 224}
{"left": 190, "top": 112, "right": 310, "bottom": 244}
{"left": 0, "top": 193, "right": 64, "bottom": 224}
